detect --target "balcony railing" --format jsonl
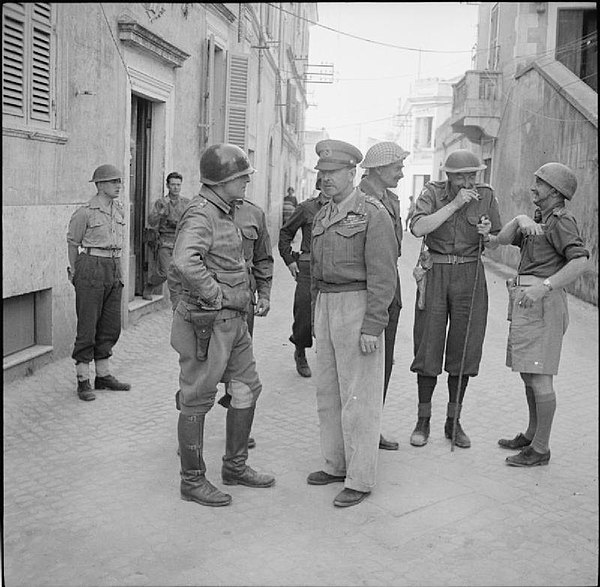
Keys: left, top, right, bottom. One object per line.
{"left": 451, "top": 71, "right": 502, "bottom": 139}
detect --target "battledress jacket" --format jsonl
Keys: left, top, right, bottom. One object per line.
{"left": 310, "top": 187, "right": 398, "bottom": 337}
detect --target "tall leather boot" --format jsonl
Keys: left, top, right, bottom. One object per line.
{"left": 444, "top": 402, "right": 471, "bottom": 448}
{"left": 178, "top": 413, "right": 232, "bottom": 506}
{"left": 410, "top": 402, "right": 431, "bottom": 446}
{"left": 221, "top": 407, "right": 275, "bottom": 487}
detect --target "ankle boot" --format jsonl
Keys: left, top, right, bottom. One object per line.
{"left": 178, "top": 413, "right": 232, "bottom": 506}
{"left": 221, "top": 407, "right": 275, "bottom": 487}
{"left": 410, "top": 402, "right": 431, "bottom": 446}
{"left": 444, "top": 403, "right": 471, "bottom": 448}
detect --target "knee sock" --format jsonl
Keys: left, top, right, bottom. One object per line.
{"left": 75, "top": 361, "right": 90, "bottom": 382}
{"left": 524, "top": 386, "right": 537, "bottom": 440}
{"left": 531, "top": 392, "right": 556, "bottom": 454}
{"left": 417, "top": 375, "right": 437, "bottom": 404}
{"left": 447, "top": 375, "right": 470, "bottom": 405}
{"left": 95, "top": 359, "right": 110, "bottom": 377}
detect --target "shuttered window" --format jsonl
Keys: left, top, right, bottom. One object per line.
{"left": 2, "top": 2, "right": 53, "bottom": 125}
{"left": 226, "top": 54, "right": 249, "bottom": 149}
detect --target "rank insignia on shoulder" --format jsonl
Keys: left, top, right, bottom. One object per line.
{"left": 365, "top": 195, "right": 384, "bottom": 209}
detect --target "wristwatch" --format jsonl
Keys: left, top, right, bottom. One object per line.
{"left": 542, "top": 278, "right": 553, "bottom": 291}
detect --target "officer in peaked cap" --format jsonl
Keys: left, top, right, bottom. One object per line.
{"left": 314, "top": 139, "right": 363, "bottom": 171}
{"left": 308, "top": 138, "right": 398, "bottom": 508}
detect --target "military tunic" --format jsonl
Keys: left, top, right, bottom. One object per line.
{"left": 232, "top": 199, "right": 273, "bottom": 336}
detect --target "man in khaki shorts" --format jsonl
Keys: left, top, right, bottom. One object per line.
{"left": 481, "top": 162, "right": 590, "bottom": 467}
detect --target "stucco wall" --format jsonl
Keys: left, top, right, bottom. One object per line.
{"left": 486, "top": 66, "right": 598, "bottom": 305}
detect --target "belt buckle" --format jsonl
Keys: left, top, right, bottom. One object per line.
{"left": 448, "top": 254, "right": 459, "bottom": 264}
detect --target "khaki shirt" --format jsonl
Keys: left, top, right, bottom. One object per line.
{"left": 67, "top": 194, "right": 126, "bottom": 249}
{"left": 515, "top": 206, "right": 589, "bottom": 277}
{"left": 411, "top": 181, "right": 502, "bottom": 257}
{"left": 147, "top": 195, "right": 191, "bottom": 246}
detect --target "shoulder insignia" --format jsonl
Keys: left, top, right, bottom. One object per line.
{"left": 365, "top": 195, "right": 385, "bottom": 210}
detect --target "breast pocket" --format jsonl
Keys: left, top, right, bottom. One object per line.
{"left": 240, "top": 225, "right": 258, "bottom": 261}
{"left": 334, "top": 223, "right": 366, "bottom": 264}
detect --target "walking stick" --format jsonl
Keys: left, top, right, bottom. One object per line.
{"left": 451, "top": 218, "right": 487, "bottom": 452}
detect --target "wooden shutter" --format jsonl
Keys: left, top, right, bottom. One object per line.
{"left": 2, "top": 4, "right": 26, "bottom": 117}
{"left": 30, "top": 2, "right": 52, "bottom": 123}
{"left": 2, "top": 2, "right": 52, "bottom": 123}
{"left": 226, "top": 53, "right": 248, "bottom": 149}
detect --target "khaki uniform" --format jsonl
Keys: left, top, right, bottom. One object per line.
{"left": 67, "top": 195, "right": 126, "bottom": 364}
{"left": 506, "top": 206, "right": 589, "bottom": 374}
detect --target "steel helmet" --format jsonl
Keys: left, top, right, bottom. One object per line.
{"left": 89, "top": 164, "right": 123, "bottom": 183}
{"left": 200, "top": 143, "right": 255, "bottom": 185}
{"left": 534, "top": 162, "right": 577, "bottom": 200}
{"left": 361, "top": 142, "right": 410, "bottom": 169}
{"left": 441, "top": 150, "right": 486, "bottom": 173}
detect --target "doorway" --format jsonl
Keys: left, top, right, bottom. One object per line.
{"left": 129, "top": 94, "right": 153, "bottom": 301}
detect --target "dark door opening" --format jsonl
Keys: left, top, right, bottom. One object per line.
{"left": 129, "top": 94, "right": 152, "bottom": 301}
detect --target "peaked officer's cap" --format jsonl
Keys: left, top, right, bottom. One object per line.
{"left": 315, "top": 140, "right": 363, "bottom": 171}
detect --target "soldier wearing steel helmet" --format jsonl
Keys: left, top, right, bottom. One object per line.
{"left": 307, "top": 139, "right": 398, "bottom": 508}
{"left": 482, "top": 162, "right": 590, "bottom": 467}
{"left": 408, "top": 149, "right": 502, "bottom": 449}
{"left": 359, "top": 141, "right": 410, "bottom": 451}
{"left": 167, "top": 143, "right": 275, "bottom": 508}
{"left": 66, "top": 164, "right": 130, "bottom": 401}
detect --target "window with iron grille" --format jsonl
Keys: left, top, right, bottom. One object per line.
{"left": 2, "top": 2, "right": 54, "bottom": 126}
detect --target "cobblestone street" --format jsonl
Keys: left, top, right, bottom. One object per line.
{"left": 3, "top": 232, "right": 598, "bottom": 587}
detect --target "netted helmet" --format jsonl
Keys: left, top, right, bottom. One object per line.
{"left": 534, "top": 162, "right": 577, "bottom": 200}
{"left": 441, "top": 150, "right": 486, "bottom": 173}
{"left": 89, "top": 164, "right": 122, "bottom": 183}
{"left": 361, "top": 142, "right": 409, "bottom": 169}
{"left": 200, "top": 144, "right": 255, "bottom": 185}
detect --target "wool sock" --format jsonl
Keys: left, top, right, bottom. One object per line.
{"left": 524, "top": 386, "right": 537, "bottom": 440}
{"left": 531, "top": 392, "right": 556, "bottom": 454}
{"left": 417, "top": 375, "right": 437, "bottom": 404}
{"left": 448, "top": 374, "right": 470, "bottom": 404}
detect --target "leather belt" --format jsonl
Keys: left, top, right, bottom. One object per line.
{"left": 83, "top": 247, "right": 121, "bottom": 258}
{"left": 514, "top": 275, "right": 544, "bottom": 286}
{"left": 180, "top": 294, "right": 246, "bottom": 318}
{"left": 430, "top": 253, "right": 478, "bottom": 264}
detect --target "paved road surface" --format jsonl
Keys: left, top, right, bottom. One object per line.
{"left": 4, "top": 231, "right": 598, "bottom": 586}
